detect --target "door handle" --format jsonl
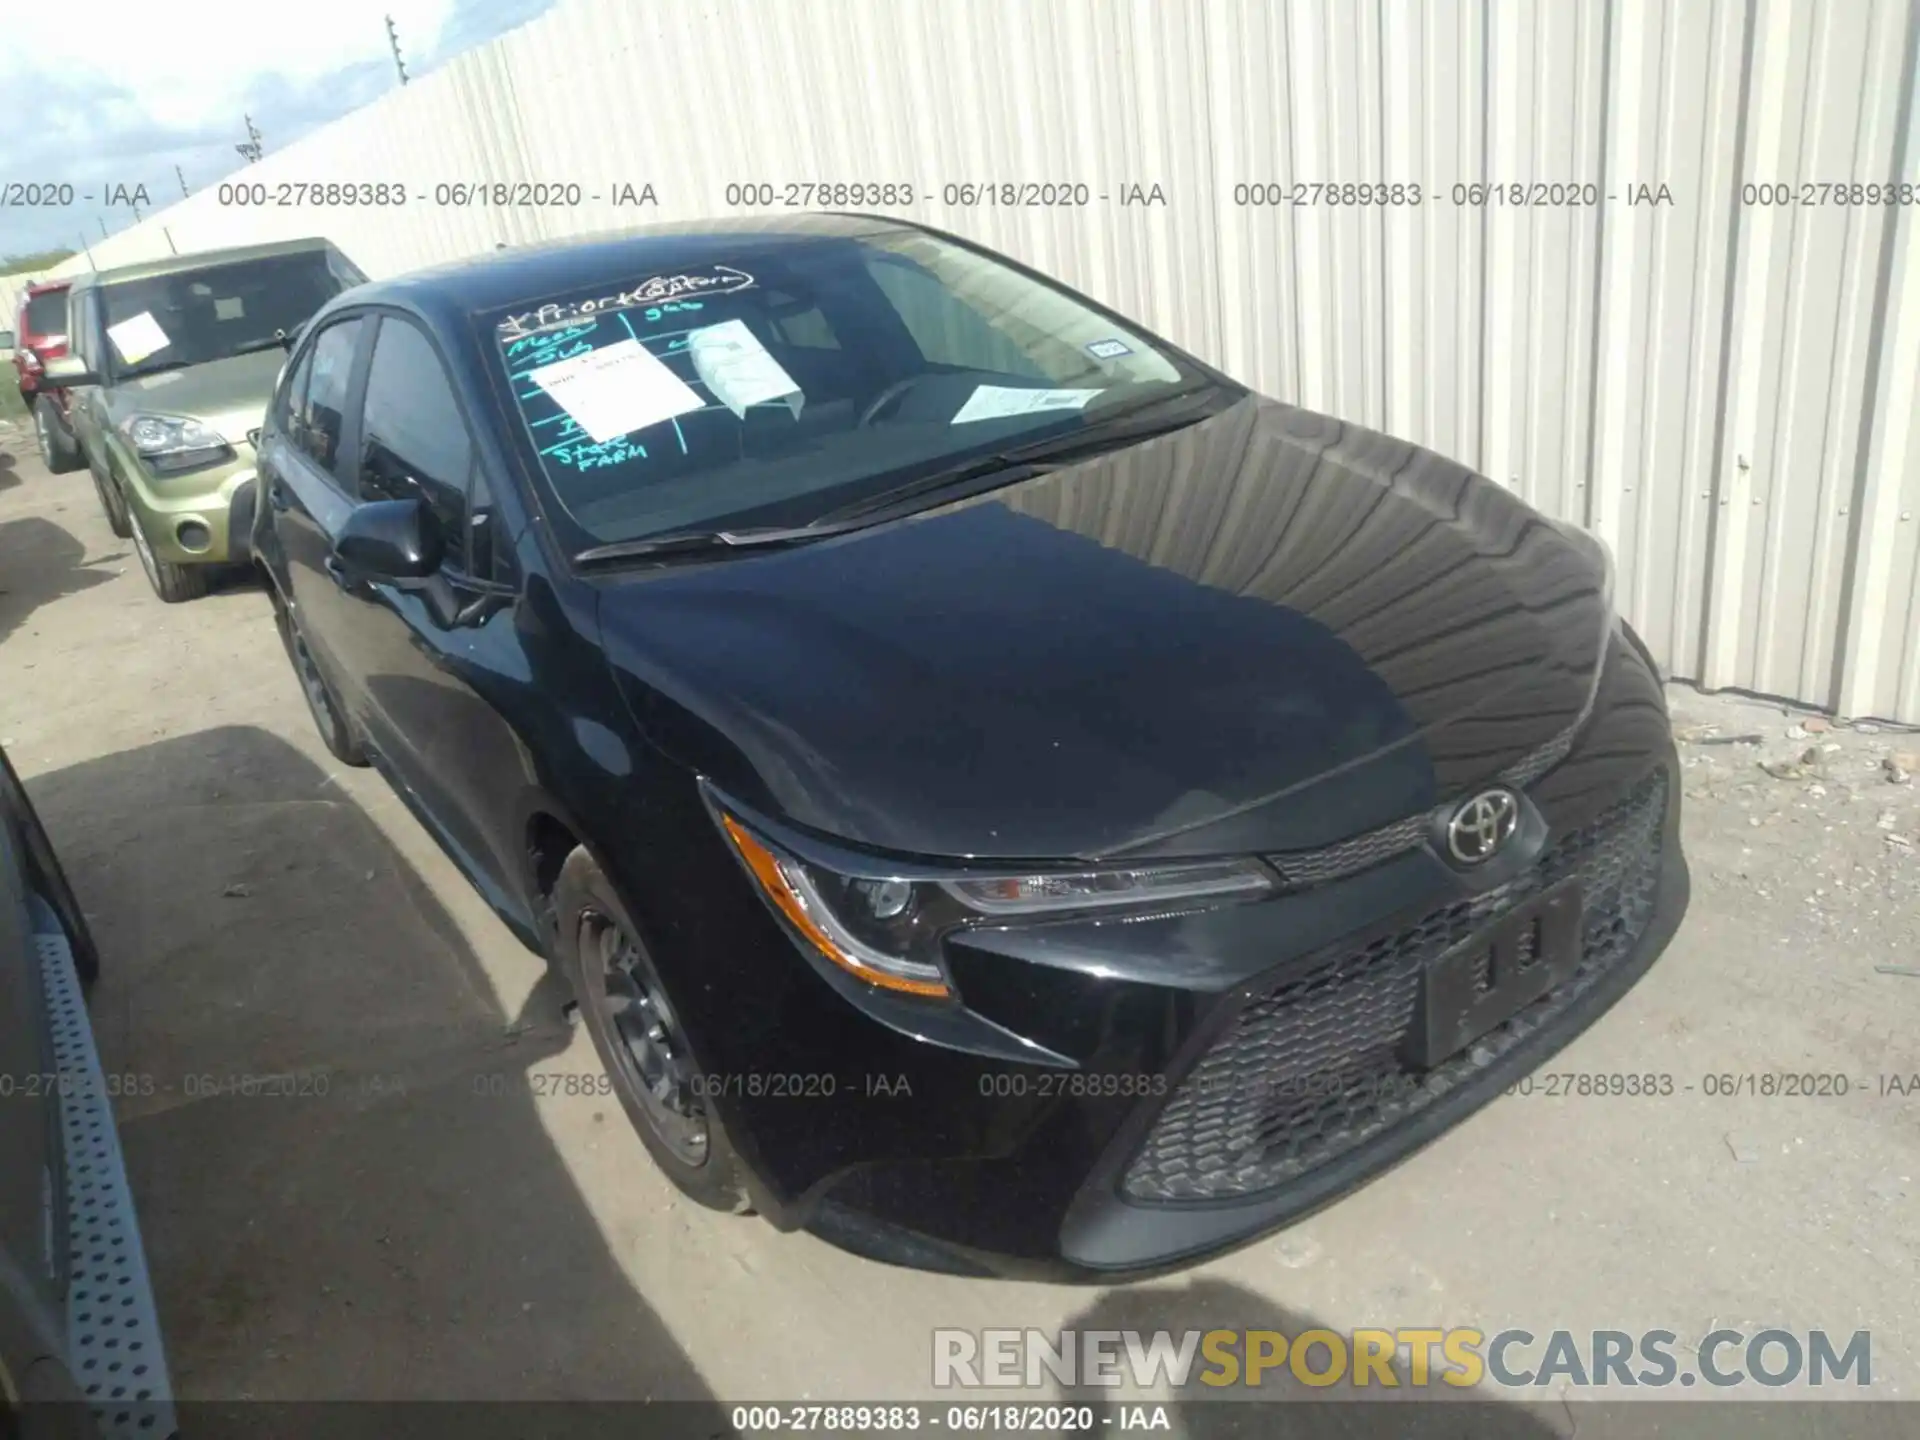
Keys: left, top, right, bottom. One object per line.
{"left": 267, "top": 480, "right": 290, "bottom": 512}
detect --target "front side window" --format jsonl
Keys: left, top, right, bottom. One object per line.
{"left": 62, "top": 293, "right": 95, "bottom": 367}
{"left": 358, "top": 318, "right": 475, "bottom": 570}
{"left": 97, "top": 251, "right": 354, "bottom": 381}
{"left": 275, "top": 343, "right": 314, "bottom": 432}
{"left": 481, "top": 229, "right": 1201, "bottom": 553}
{"left": 294, "top": 317, "right": 364, "bottom": 479}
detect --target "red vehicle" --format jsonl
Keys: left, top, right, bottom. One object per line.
{"left": 12, "top": 279, "right": 83, "bottom": 473}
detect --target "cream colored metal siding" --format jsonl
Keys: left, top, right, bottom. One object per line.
{"left": 32, "top": 0, "right": 1920, "bottom": 720}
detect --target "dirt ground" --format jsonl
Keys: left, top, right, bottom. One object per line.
{"left": 0, "top": 420, "right": 1915, "bottom": 1429}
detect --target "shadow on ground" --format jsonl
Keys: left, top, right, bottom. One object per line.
{"left": 27, "top": 726, "right": 729, "bottom": 1436}
{"left": 1056, "top": 1279, "right": 1565, "bottom": 1438}
{"left": 0, "top": 448, "right": 19, "bottom": 493}
{"left": 0, "top": 514, "right": 119, "bottom": 647}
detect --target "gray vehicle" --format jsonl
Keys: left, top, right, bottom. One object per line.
{"left": 0, "top": 744, "right": 175, "bottom": 1438}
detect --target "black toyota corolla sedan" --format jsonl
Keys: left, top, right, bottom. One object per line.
{"left": 251, "top": 213, "right": 1688, "bottom": 1279}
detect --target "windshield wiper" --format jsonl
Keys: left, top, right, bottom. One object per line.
{"left": 572, "top": 521, "right": 863, "bottom": 565}
{"left": 118, "top": 358, "right": 195, "bottom": 381}
{"left": 811, "top": 382, "right": 1236, "bottom": 526}
{"left": 573, "top": 382, "right": 1240, "bottom": 567}
{"left": 230, "top": 331, "right": 298, "bottom": 357}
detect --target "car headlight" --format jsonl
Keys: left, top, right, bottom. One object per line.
{"left": 119, "top": 413, "right": 234, "bottom": 475}
{"left": 718, "top": 812, "right": 1276, "bottom": 999}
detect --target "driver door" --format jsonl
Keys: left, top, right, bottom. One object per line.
{"left": 320, "top": 313, "right": 530, "bottom": 913}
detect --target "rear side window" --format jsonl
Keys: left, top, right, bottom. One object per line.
{"left": 23, "top": 290, "right": 67, "bottom": 337}
{"left": 294, "top": 317, "right": 363, "bottom": 479}
{"left": 358, "top": 318, "right": 476, "bottom": 571}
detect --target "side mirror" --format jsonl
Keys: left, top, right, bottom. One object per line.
{"left": 42, "top": 354, "right": 101, "bottom": 387}
{"left": 335, "top": 498, "right": 444, "bottom": 583}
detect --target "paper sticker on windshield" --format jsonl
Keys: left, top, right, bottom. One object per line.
{"left": 950, "top": 385, "right": 1104, "bottom": 425}
{"left": 528, "top": 338, "right": 705, "bottom": 444}
{"left": 106, "top": 311, "right": 170, "bottom": 365}
{"left": 687, "top": 319, "right": 804, "bottom": 420}
{"left": 1085, "top": 339, "right": 1133, "bottom": 360}
{"left": 214, "top": 296, "right": 246, "bottom": 321}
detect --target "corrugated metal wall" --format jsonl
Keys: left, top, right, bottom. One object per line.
{"left": 22, "top": 0, "right": 1920, "bottom": 721}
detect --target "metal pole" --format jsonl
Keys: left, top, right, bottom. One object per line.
{"left": 386, "top": 15, "right": 409, "bottom": 84}
{"left": 175, "top": 166, "right": 189, "bottom": 198}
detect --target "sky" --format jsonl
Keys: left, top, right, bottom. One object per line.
{"left": 0, "top": 0, "right": 557, "bottom": 260}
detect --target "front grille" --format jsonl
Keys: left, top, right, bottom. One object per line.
{"left": 1264, "top": 719, "right": 1583, "bottom": 890}
{"left": 1123, "top": 767, "right": 1667, "bottom": 1203}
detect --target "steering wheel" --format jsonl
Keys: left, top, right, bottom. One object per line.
{"left": 857, "top": 375, "right": 927, "bottom": 428}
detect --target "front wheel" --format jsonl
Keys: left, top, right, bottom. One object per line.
{"left": 554, "top": 847, "right": 754, "bottom": 1213}
{"left": 127, "top": 508, "right": 209, "bottom": 603}
{"left": 35, "top": 395, "right": 83, "bottom": 474}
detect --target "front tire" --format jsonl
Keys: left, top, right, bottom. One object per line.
{"left": 127, "top": 507, "right": 209, "bottom": 603}
{"left": 34, "top": 395, "right": 83, "bottom": 474}
{"left": 555, "top": 847, "right": 753, "bottom": 1213}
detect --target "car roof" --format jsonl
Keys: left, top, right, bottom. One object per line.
{"left": 356, "top": 212, "right": 920, "bottom": 324}
{"left": 68, "top": 236, "right": 338, "bottom": 291}
{"left": 25, "top": 280, "right": 70, "bottom": 296}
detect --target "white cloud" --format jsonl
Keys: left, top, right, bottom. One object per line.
{"left": 0, "top": 0, "right": 455, "bottom": 130}
{"left": 0, "top": 0, "right": 556, "bottom": 256}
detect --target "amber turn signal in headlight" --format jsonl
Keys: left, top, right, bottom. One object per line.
{"left": 720, "top": 814, "right": 954, "bottom": 998}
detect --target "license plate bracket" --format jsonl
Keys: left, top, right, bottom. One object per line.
{"left": 1401, "top": 880, "right": 1584, "bottom": 1071}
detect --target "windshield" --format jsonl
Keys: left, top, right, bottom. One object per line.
{"left": 23, "top": 290, "right": 67, "bottom": 337}
{"left": 482, "top": 229, "right": 1224, "bottom": 551}
{"left": 99, "top": 251, "right": 349, "bottom": 379}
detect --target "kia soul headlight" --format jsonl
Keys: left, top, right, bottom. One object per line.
{"left": 718, "top": 812, "right": 1275, "bottom": 999}
{"left": 120, "top": 413, "right": 233, "bottom": 474}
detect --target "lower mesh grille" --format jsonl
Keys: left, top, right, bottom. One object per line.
{"left": 1122, "top": 768, "right": 1668, "bottom": 1203}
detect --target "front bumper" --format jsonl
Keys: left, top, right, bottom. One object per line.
{"left": 641, "top": 630, "right": 1690, "bottom": 1280}
{"left": 118, "top": 445, "right": 255, "bottom": 567}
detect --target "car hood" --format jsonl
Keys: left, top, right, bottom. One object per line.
{"left": 104, "top": 347, "right": 287, "bottom": 441}
{"left": 597, "top": 396, "right": 1611, "bottom": 862}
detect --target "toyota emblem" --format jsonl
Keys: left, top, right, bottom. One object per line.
{"left": 1446, "top": 788, "right": 1520, "bottom": 864}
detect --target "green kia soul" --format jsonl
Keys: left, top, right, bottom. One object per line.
{"left": 50, "top": 238, "right": 367, "bottom": 601}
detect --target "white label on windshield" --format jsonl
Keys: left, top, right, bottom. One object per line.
{"left": 950, "top": 385, "right": 1104, "bottom": 425}
{"left": 106, "top": 311, "right": 171, "bottom": 365}
{"left": 686, "top": 319, "right": 804, "bottom": 419}
{"left": 1086, "top": 338, "right": 1133, "bottom": 359}
{"left": 528, "top": 338, "right": 705, "bottom": 443}
{"left": 214, "top": 296, "right": 246, "bottom": 321}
